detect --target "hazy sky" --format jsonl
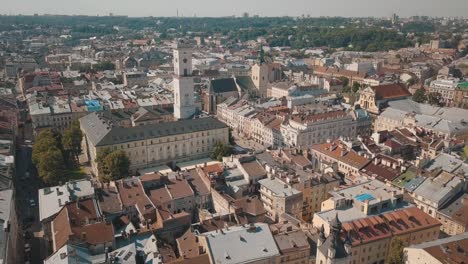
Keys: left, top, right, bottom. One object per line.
{"left": 3, "top": 0, "right": 468, "bottom": 18}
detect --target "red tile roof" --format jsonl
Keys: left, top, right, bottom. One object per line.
{"left": 311, "top": 140, "right": 370, "bottom": 169}
{"left": 51, "top": 198, "right": 114, "bottom": 250}
{"left": 371, "top": 83, "right": 411, "bottom": 100}
{"left": 341, "top": 207, "right": 440, "bottom": 246}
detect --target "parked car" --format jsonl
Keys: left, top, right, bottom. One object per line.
{"left": 23, "top": 231, "right": 32, "bottom": 240}
{"left": 29, "top": 199, "right": 36, "bottom": 207}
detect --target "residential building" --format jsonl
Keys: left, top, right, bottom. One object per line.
{"left": 270, "top": 223, "right": 312, "bottom": 264}
{"left": 256, "top": 149, "right": 341, "bottom": 222}
{"left": 341, "top": 207, "right": 440, "bottom": 264}
{"left": 428, "top": 76, "right": 459, "bottom": 104}
{"left": 454, "top": 81, "right": 468, "bottom": 108}
{"left": 174, "top": 229, "right": 210, "bottom": 263}
{"left": 411, "top": 171, "right": 465, "bottom": 218}
{"left": 310, "top": 139, "right": 371, "bottom": 177}
{"left": 259, "top": 177, "right": 303, "bottom": 221}
{"left": 50, "top": 198, "right": 114, "bottom": 253}
{"left": 0, "top": 190, "right": 15, "bottom": 264}
{"left": 312, "top": 66, "right": 367, "bottom": 87}
{"left": 148, "top": 176, "right": 195, "bottom": 214}
{"left": 251, "top": 112, "right": 285, "bottom": 147}
{"left": 316, "top": 180, "right": 405, "bottom": 232}
{"left": 115, "top": 178, "right": 156, "bottom": 225}
{"left": 404, "top": 233, "right": 468, "bottom": 264}
{"left": 281, "top": 110, "right": 357, "bottom": 148}
{"left": 436, "top": 193, "right": 468, "bottom": 236}
{"left": 200, "top": 223, "right": 281, "bottom": 264}
{"left": 123, "top": 71, "right": 148, "bottom": 87}
{"left": 374, "top": 99, "right": 468, "bottom": 138}
{"left": 38, "top": 180, "right": 95, "bottom": 223}
{"left": 216, "top": 97, "right": 256, "bottom": 136}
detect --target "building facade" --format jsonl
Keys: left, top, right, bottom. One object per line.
{"left": 80, "top": 113, "right": 229, "bottom": 175}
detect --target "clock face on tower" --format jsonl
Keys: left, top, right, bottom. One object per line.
{"left": 183, "top": 58, "right": 188, "bottom": 63}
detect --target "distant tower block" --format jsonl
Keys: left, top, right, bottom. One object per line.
{"left": 173, "top": 39, "right": 196, "bottom": 120}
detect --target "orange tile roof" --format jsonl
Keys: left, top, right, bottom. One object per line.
{"left": 424, "top": 237, "right": 468, "bottom": 264}
{"left": 116, "top": 178, "right": 155, "bottom": 215}
{"left": 341, "top": 207, "right": 439, "bottom": 246}
{"left": 290, "top": 110, "right": 348, "bottom": 124}
{"left": 371, "top": 83, "right": 411, "bottom": 100}
{"left": 52, "top": 198, "right": 114, "bottom": 250}
{"left": 311, "top": 140, "right": 370, "bottom": 169}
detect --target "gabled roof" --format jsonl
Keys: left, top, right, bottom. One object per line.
{"left": 81, "top": 113, "right": 227, "bottom": 147}
{"left": 235, "top": 76, "right": 256, "bottom": 91}
{"left": 210, "top": 78, "right": 238, "bottom": 94}
{"left": 51, "top": 198, "right": 114, "bottom": 251}
{"left": 371, "top": 83, "right": 411, "bottom": 100}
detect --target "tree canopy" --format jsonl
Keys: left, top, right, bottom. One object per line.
{"left": 386, "top": 237, "right": 405, "bottom": 264}
{"left": 427, "top": 92, "right": 443, "bottom": 106}
{"left": 211, "top": 142, "right": 233, "bottom": 161}
{"left": 96, "top": 148, "right": 130, "bottom": 182}
{"left": 412, "top": 89, "right": 426, "bottom": 103}
{"left": 62, "top": 120, "right": 83, "bottom": 166}
{"left": 32, "top": 125, "right": 84, "bottom": 185}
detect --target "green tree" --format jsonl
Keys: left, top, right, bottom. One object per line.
{"left": 96, "top": 147, "right": 112, "bottom": 180}
{"left": 211, "top": 142, "right": 233, "bottom": 161}
{"left": 96, "top": 148, "right": 130, "bottom": 182}
{"left": 386, "top": 237, "right": 405, "bottom": 264}
{"left": 412, "top": 89, "right": 426, "bottom": 103}
{"left": 427, "top": 92, "right": 443, "bottom": 105}
{"left": 352, "top": 82, "right": 361, "bottom": 93}
{"left": 406, "top": 78, "right": 416, "bottom": 87}
{"left": 339, "top": 76, "right": 349, "bottom": 87}
{"left": 35, "top": 147, "right": 66, "bottom": 185}
{"left": 62, "top": 120, "right": 83, "bottom": 165}
{"left": 228, "top": 128, "right": 235, "bottom": 145}
{"left": 94, "top": 61, "right": 116, "bottom": 71}
{"left": 32, "top": 129, "right": 59, "bottom": 164}
{"left": 103, "top": 150, "right": 130, "bottom": 182}
{"left": 460, "top": 145, "right": 468, "bottom": 161}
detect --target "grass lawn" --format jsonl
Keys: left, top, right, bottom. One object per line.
{"left": 392, "top": 167, "right": 417, "bottom": 188}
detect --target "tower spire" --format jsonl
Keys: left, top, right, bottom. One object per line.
{"left": 258, "top": 46, "right": 265, "bottom": 64}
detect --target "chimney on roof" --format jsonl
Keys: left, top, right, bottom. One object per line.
{"left": 374, "top": 158, "right": 380, "bottom": 165}
{"left": 247, "top": 223, "right": 256, "bottom": 232}
{"left": 341, "top": 149, "right": 347, "bottom": 157}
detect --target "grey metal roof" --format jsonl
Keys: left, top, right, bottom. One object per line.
{"left": 81, "top": 113, "right": 227, "bottom": 147}
{"left": 259, "top": 177, "right": 301, "bottom": 197}
{"left": 204, "top": 223, "right": 280, "bottom": 264}
{"left": 413, "top": 172, "right": 463, "bottom": 206}
{"left": 424, "top": 153, "right": 464, "bottom": 173}
{"left": 210, "top": 78, "right": 238, "bottom": 94}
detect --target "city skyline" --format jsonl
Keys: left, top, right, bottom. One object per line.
{"left": 3, "top": 0, "right": 468, "bottom": 18}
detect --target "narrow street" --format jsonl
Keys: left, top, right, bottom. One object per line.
{"left": 15, "top": 141, "right": 48, "bottom": 263}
